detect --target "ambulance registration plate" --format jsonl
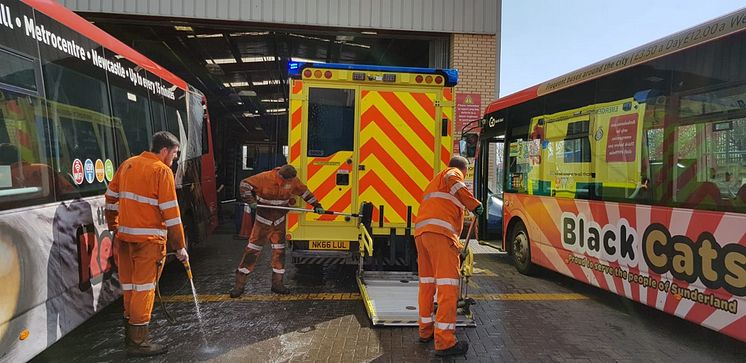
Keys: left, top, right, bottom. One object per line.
{"left": 309, "top": 240, "right": 349, "bottom": 250}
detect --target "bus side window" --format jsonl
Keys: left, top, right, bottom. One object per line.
{"left": 42, "top": 53, "right": 115, "bottom": 200}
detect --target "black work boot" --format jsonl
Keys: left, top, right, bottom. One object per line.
{"left": 435, "top": 341, "right": 469, "bottom": 357}
{"left": 229, "top": 270, "right": 250, "bottom": 298}
{"left": 126, "top": 324, "right": 168, "bottom": 357}
{"left": 270, "top": 272, "right": 290, "bottom": 294}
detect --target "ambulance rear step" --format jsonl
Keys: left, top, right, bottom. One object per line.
{"left": 356, "top": 271, "right": 476, "bottom": 327}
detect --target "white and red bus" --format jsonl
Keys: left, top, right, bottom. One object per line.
{"left": 0, "top": 1, "right": 218, "bottom": 361}
{"left": 473, "top": 8, "right": 745, "bottom": 341}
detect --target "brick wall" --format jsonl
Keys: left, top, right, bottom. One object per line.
{"left": 450, "top": 33, "right": 497, "bottom": 116}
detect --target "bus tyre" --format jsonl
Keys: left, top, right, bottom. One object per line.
{"left": 510, "top": 221, "right": 534, "bottom": 275}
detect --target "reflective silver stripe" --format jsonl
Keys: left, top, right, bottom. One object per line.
{"left": 419, "top": 277, "right": 435, "bottom": 284}
{"left": 435, "top": 322, "right": 455, "bottom": 330}
{"left": 256, "top": 215, "right": 285, "bottom": 226}
{"left": 272, "top": 268, "right": 285, "bottom": 274}
{"left": 121, "top": 283, "right": 155, "bottom": 291}
{"left": 164, "top": 217, "right": 182, "bottom": 227}
{"left": 240, "top": 181, "right": 253, "bottom": 190}
{"left": 257, "top": 196, "right": 288, "bottom": 205}
{"left": 420, "top": 316, "right": 434, "bottom": 324}
{"left": 237, "top": 268, "right": 250, "bottom": 274}
{"left": 105, "top": 189, "right": 119, "bottom": 198}
{"left": 120, "top": 192, "right": 158, "bottom": 206}
{"left": 301, "top": 189, "right": 311, "bottom": 198}
{"left": 247, "top": 242, "right": 262, "bottom": 251}
{"left": 159, "top": 200, "right": 178, "bottom": 210}
{"left": 436, "top": 278, "right": 460, "bottom": 286}
{"left": 423, "top": 192, "right": 465, "bottom": 209}
{"left": 450, "top": 182, "right": 467, "bottom": 195}
{"left": 255, "top": 215, "right": 273, "bottom": 225}
{"left": 118, "top": 226, "right": 167, "bottom": 237}
{"left": 132, "top": 283, "right": 155, "bottom": 291}
{"left": 105, "top": 203, "right": 119, "bottom": 211}
{"left": 306, "top": 197, "right": 317, "bottom": 204}
{"left": 414, "top": 218, "right": 456, "bottom": 234}
{"left": 445, "top": 171, "right": 458, "bottom": 180}
{"left": 271, "top": 243, "right": 286, "bottom": 249}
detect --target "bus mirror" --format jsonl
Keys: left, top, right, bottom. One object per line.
{"left": 460, "top": 133, "right": 478, "bottom": 158}
{"left": 459, "top": 139, "right": 469, "bottom": 157}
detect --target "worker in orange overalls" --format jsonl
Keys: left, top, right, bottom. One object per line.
{"left": 414, "top": 156, "right": 482, "bottom": 357}
{"left": 229, "top": 164, "right": 324, "bottom": 297}
{"left": 105, "top": 131, "right": 188, "bottom": 357}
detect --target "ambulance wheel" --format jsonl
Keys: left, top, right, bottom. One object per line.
{"left": 510, "top": 221, "right": 534, "bottom": 275}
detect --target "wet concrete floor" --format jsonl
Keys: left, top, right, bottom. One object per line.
{"left": 33, "top": 225, "right": 745, "bottom": 362}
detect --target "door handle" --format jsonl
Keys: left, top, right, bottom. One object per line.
{"left": 358, "top": 165, "right": 365, "bottom": 171}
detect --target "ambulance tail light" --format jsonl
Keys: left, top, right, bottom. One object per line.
{"left": 314, "top": 70, "right": 322, "bottom": 78}
{"left": 435, "top": 76, "right": 443, "bottom": 84}
{"left": 324, "top": 70, "right": 332, "bottom": 79}
{"left": 286, "top": 233, "right": 293, "bottom": 241}
{"left": 425, "top": 75, "right": 433, "bottom": 84}
{"left": 303, "top": 69, "right": 312, "bottom": 78}
{"left": 415, "top": 75, "right": 424, "bottom": 83}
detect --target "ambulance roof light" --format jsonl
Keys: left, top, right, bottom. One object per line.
{"left": 288, "top": 62, "right": 458, "bottom": 86}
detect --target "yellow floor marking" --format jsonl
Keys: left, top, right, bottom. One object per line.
{"left": 161, "top": 292, "right": 587, "bottom": 303}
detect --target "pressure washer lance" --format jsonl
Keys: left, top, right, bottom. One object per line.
{"left": 182, "top": 260, "right": 193, "bottom": 280}
{"left": 256, "top": 204, "right": 361, "bottom": 220}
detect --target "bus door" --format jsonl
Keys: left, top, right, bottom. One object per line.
{"left": 474, "top": 136, "right": 506, "bottom": 247}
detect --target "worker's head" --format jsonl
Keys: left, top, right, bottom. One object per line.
{"left": 151, "top": 131, "right": 180, "bottom": 167}
{"left": 278, "top": 164, "right": 297, "bottom": 180}
{"left": 448, "top": 156, "right": 469, "bottom": 175}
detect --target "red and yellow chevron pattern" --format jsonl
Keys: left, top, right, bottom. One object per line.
{"left": 359, "top": 89, "right": 438, "bottom": 225}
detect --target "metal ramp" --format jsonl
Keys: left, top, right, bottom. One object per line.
{"left": 357, "top": 271, "right": 476, "bottom": 326}
{"left": 355, "top": 203, "right": 475, "bottom": 327}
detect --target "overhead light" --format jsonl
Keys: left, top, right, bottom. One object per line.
{"left": 266, "top": 108, "right": 287, "bottom": 113}
{"left": 289, "top": 33, "right": 330, "bottom": 42}
{"left": 174, "top": 25, "right": 193, "bottom": 32}
{"left": 209, "top": 56, "right": 277, "bottom": 64}
{"left": 290, "top": 57, "right": 321, "bottom": 63}
{"left": 238, "top": 90, "right": 257, "bottom": 97}
{"left": 187, "top": 33, "right": 222, "bottom": 39}
{"left": 243, "top": 112, "right": 260, "bottom": 117}
{"left": 237, "top": 101, "right": 243, "bottom": 105}
{"left": 252, "top": 80, "right": 282, "bottom": 86}
{"left": 361, "top": 31, "right": 377, "bottom": 35}
{"left": 261, "top": 98, "right": 285, "bottom": 103}
{"left": 335, "top": 41, "right": 371, "bottom": 49}
{"left": 254, "top": 126, "right": 263, "bottom": 131}
{"left": 263, "top": 138, "right": 270, "bottom": 141}
{"left": 230, "top": 31, "right": 269, "bottom": 37}
{"left": 223, "top": 81, "right": 250, "bottom": 87}
{"left": 336, "top": 35, "right": 354, "bottom": 41}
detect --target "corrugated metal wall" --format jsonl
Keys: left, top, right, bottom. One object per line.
{"left": 60, "top": 0, "right": 499, "bottom": 34}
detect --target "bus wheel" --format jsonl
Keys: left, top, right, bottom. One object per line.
{"left": 511, "top": 221, "right": 534, "bottom": 275}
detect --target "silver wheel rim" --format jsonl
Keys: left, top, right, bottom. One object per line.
{"left": 513, "top": 231, "right": 528, "bottom": 264}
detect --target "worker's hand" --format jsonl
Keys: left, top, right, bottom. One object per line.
{"left": 313, "top": 206, "right": 325, "bottom": 214}
{"left": 472, "top": 204, "right": 484, "bottom": 216}
{"left": 248, "top": 202, "right": 258, "bottom": 211}
{"left": 175, "top": 248, "right": 189, "bottom": 263}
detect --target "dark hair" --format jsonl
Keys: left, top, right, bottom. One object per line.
{"left": 278, "top": 164, "right": 297, "bottom": 179}
{"left": 151, "top": 131, "right": 179, "bottom": 153}
{"left": 448, "top": 156, "right": 469, "bottom": 170}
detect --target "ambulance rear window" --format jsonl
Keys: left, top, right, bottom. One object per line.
{"left": 307, "top": 88, "right": 355, "bottom": 157}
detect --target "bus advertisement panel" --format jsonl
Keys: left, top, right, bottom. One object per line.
{"left": 0, "top": 1, "right": 217, "bottom": 361}
{"left": 475, "top": 8, "right": 746, "bottom": 341}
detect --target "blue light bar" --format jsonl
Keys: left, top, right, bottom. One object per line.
{"left": 288, "top": 61, "right": 458, "bottom": 86}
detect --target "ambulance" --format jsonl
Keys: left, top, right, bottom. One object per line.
{"left": 285, "top": 62, "right": 458, "bottom": 269}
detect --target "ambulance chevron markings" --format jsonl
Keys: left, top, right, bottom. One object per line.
{"left": 359, "top": 90, "right": 436, "bottom": 223}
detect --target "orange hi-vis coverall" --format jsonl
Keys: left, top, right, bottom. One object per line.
{"left": 414, "top": 167, "right": 480, "bottom": 351}
{"left": 105, "top": 151, "right": 185, "bottom": 325}
{"left": 235, "top": 168, "right": 321, "bottom": 278}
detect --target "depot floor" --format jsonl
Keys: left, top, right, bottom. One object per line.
{"left": 33, "top": 223, "right": 745, "bottom": 362}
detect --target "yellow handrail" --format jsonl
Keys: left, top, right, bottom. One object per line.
{"left": 358, "top": 223, "right": 374, "bottom": 257}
